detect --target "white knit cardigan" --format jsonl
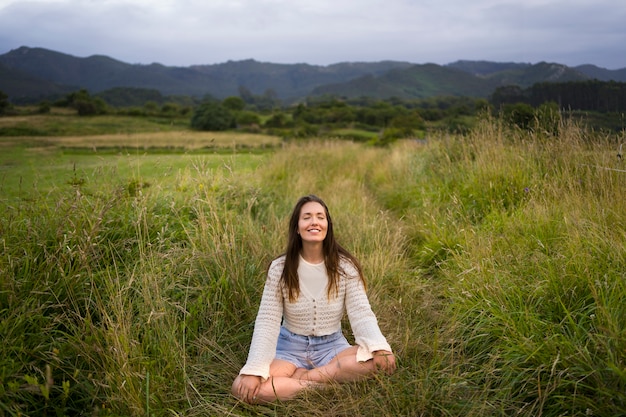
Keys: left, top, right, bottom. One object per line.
{"left": 239, "top": 255, "right": 392, "bottom": 380}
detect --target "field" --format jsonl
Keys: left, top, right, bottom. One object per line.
{"left": 0, "top": 114, "right": 625, "bottom": 416}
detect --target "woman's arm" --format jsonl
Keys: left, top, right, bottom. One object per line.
{"left": 238, "top": 258, "right": 285, "bottom": 380}
{"left": 343, "top": 261, "right": 393, "bottom": 362}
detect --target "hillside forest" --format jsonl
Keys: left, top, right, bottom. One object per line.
{"left": 1, "top": 77, "right": 626, "bottom": 142}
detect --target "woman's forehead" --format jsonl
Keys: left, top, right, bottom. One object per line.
{"left": 300, "top": 201, "right": 325, "bottom": 215}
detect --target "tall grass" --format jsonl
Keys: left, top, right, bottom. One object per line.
{"left": 1, "top": 117, "right": 624, "bottom": 416}
{"left": 368, "top": 117, "right": 626, "bottom": 416}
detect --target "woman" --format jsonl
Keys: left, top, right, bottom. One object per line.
{"left": 232, "top": 195, "right": 396, "bottom": 404}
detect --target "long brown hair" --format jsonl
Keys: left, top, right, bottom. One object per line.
{"left": 280, "top": 195, "right": 364, "bottom": 302}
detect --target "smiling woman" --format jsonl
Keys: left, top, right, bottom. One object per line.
{"left": 231, "top": 194, "right": 396, "bottom": 404}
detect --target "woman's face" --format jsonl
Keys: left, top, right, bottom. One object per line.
{"left": 298, "top": 201, "right": 328, "bottom": 244}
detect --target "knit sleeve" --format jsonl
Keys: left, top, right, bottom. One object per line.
{"left": 343, "top": 261, "right": 392, "bottom": 362}
{"left": 239, "top": 258, "right": 285, "bottom": 380}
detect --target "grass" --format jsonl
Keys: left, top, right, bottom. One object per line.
{"left": 0, "top": 110, "right": 190, "bottom": 137}
{"left": 0, "top": 114, "right": 624, "bottom": 416}
{"left": 0, "top": 130, "right": 281, "bottom": 151}
{"left": 0, "top": 129, "right": 281, "bottom": 203}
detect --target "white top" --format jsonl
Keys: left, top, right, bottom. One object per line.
{"left": 298, "top": 255, "right": 327, "bottom": 298}
{"left": 239, "top": 255, "right": 392, "bottom": 380}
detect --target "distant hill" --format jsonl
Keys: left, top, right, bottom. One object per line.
{"left": 311, "top": 64, "right": 500, "bottom": 98}
{"left": 190, "top": 59, "right": 415, "bottom": 100}
{"left": 0, "top": 46, "right": 229, "bottom": 97}
{"left": 573, "top": 64, "right": 626, "bottom": 82}
{"left": 446, "top": 60, "right": 532, "bottom": 76}
{"left": 0, "top": 47, "right": 413, "bottom": 102}
{"left": 0, "top": 61, "right": 74, "bottom": 101}
{"left": 449, "top": 60, "right": 626, "bottom": 82}
{"left": 1, "top": 46, "right": 624, "bottom": 103}
{"left": 311, "top": 62, "right": 590, "bottom": 99}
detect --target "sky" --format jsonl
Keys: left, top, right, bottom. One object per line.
{"left": 0, "top": 0, "right": 625, "bottom": 69}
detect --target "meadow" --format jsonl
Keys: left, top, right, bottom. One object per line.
{"left": 0, "top": 113, "right": 624, "bottom": 416}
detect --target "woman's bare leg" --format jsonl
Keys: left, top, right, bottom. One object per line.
{"left": 234, "top": 359, "right": 319, "bottom": 403}
{"left": 253, "top": 375, "right": 317, "bottom": 403}
{"left": 298, "top": 346, "right": 377, "bottom": 383}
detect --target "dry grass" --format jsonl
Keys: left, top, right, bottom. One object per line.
{"left": 0, "top": 131, "right": 281, "bottom": 150}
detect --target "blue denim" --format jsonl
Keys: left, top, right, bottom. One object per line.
{"left": 275, "top": 326, "right": 351, "bottom": 369}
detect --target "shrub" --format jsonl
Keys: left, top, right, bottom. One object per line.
{"left": 190, "top": 101, "right": 235, "bottom": 131}
{"left": 0, "top": 90, "right": 10, "bottom": 114}
{"left": 236, "top": 110, "right": 261, "bottom": 126}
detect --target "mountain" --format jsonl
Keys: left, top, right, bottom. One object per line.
{"left": 310, "top": 62, "right": 590, "bottom": 99}
{"left": 573, "top": 64, "right": 626, "bottom": 82}
{"left": 448, "top": 60, "right": 589, "bottom": 85}
{"left": 190, "top": 59, "right": 414, "bottom": 100}
{"left": 0, "top": 61, "right": 74, "bottom": 101}
{"left": 311, "top": 64, "right": 500, "bottom": 98}
{"left": 448, "top": 59, "right": 626, "bottom": 83}
{"left": 446, "top": 60, "right": 532, "bottom": 76}
{"left": 1, "top": 46, "right": 624, "bottom": 103}
{"left": 0, "top": 46, "right": 232, "bottom": 97}
{"left": 0, "top": 46, "right": 413, "bottom": 102}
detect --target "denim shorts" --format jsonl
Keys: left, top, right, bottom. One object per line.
{"left": 275, "top": 326, "right": 351, "bottom": 369}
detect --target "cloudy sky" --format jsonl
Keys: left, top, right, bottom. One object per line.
{"left": 0, "top": 0, "right": 624, "bottom": 69}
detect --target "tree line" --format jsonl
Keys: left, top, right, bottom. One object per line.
{"left": 491, "top": 80, "right": 626, "bottom": 113}
{"left": 2, "top": 79, "right": 624, "bottom": 137}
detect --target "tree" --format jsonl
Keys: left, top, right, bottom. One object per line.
{"left": 38, "top": 100, "right": 51, "bottom": 114}
{"left": 144, "top": 101, "right": 159, "bottom": 113}
{"left": 0, "top": 90, "right": 10, "bottom": 115}
{"left": 502, "top": 103, "right": 535, "bottom": 130}
{"left": 161, "top": 102, "right": 181, "bottom": 115}
{"left": 236, "top": 111, "right": 261, "bottom": 126}
{"left": 390, "top": 110, "right": 425, "bottom": 132}
{"left": 238, "top": 86, "right": 254, "bottom": 104}
{"left": 60, "top": 89, "right": 108, "bottom": 116}
{"left": 74, "top": 97, "right": 108, "bottom": 116}
{"left": 491, "top": 86, "right": 528, "bottom": 107}
{"left": 263, "top": 112, "right": 290, "bottom": 128}
{"left": 190, "top": 101, "right": 235, "bottom": 131}
{"left": 223, "top": 96, "right": 246, "bottom": 112}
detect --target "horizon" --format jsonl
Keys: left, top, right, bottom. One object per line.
{"left": 3, "top": 45, "right": 625, "bottom": 71}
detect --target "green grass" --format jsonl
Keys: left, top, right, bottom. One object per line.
{"left": 0, "top": 111, "right": 190, "bottom": 137}
{"left": 0, "top": 126, "right": 280, "bottom": 203}
{"left": 0, "top": 115, "right": 624, "bottom": 416}
{"left": 0, "top": 146, "right": 271, "bottom": 205}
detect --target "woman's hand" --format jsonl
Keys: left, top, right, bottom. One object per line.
{"left": 233, "top": 374, "right": 262, "bottom": 403}
{"left": 372, "top": 350, "right": 396, "bottom": 374}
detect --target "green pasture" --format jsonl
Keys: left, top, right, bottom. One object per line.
{"left": 0, "top": 114, "right": 625, "bottom": 416}
{"left": 0, "top": 125, "right": 280, "bottom": 202}
{"left": 0, "top": 144, "right": 269, "bottom": 200}
{"left": 0, "top": 110, "right": 190, "bottom": 137}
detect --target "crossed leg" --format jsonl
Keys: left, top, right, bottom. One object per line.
{"left": 297, "top": 346, "right": 378, "bottom": 383}
{"left": 232, "top": 359, "right": 316, "bottom": 404}
{"left": 233, "top": 346, "right": 380, "bottom": 403}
